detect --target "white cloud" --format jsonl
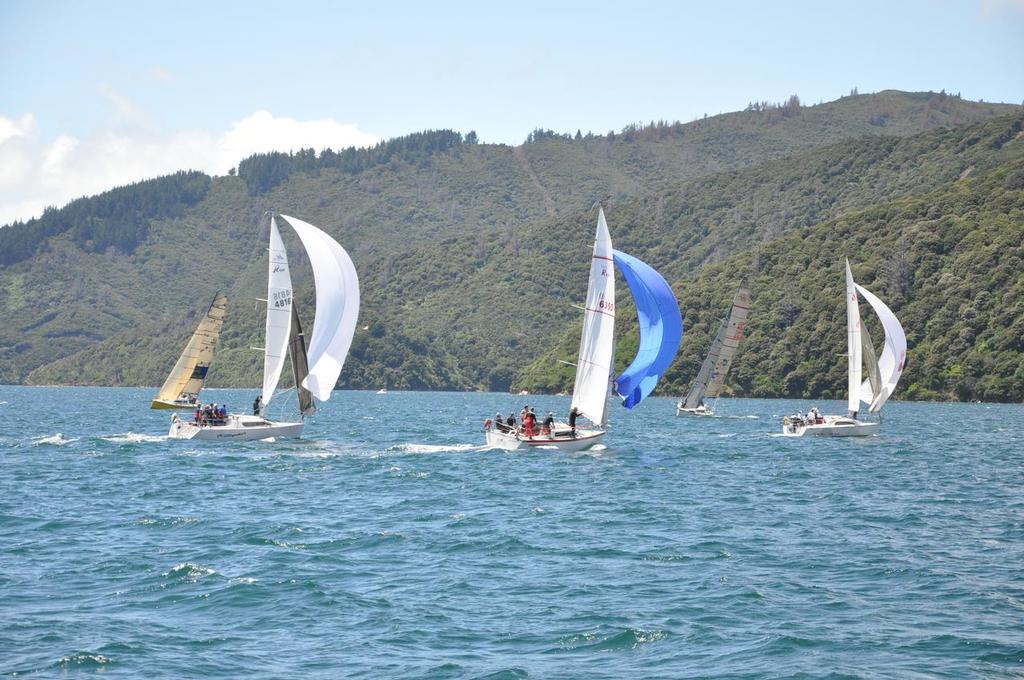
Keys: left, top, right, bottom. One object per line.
{"left": 0, "top": 110, "right": 379, "bottom": 226}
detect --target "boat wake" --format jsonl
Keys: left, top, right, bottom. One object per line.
{"left": 102, "top": 432, "right": 168, "bottom": 444}
{"left": 388, "top": 443, "right": 483, "bottom": 455}
{"left": 31, "top": 433, "right": 78, "bottom": 446}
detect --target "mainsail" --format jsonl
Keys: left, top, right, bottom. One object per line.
{"left": 855, "top": 282, "right": 907, "bottom": 412}
{"left": 154, "top": 293, "right": 228, "bottom": 404}
{"left": 262, "top": 217, "right": 293, "bottom": 408}
{"left": 612, "top": 250, "right": 683, "bottom": 409}
{"left": 683, "top": 287, "right": 749, "bottom": 409}
{"left": 845, "top": 260, "right": 863, "bottom": 416}
{"left": 279, "top": 214, "right": 361, "bottom": 402}
{"left": 683, "top": 318, "right": 726, "bottom": 409}
{"left": 570, "top": 208, "right": 616, "bottom": 426}
{"left": 289, "top": 302, "right": 316, "bottom": 416}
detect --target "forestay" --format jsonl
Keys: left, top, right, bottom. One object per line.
{"left": 612, "top": 250, "right": 683, "bottom": 409}
{"left": 262, "top": 217, "right": 293, "bottom": 407}
{"left": 855, "top": 282, "right": 907, "bottom": 412}
{"left": 279, "top": 214, "right": 361, "bottom": 402}
{"left": 570, "top": 208, "right": 616, "bottom": 426}
{"left": 155, "top": 293, "right": 228, "bottom": 402}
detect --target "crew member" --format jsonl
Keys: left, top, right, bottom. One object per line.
{"left": 568, "top": 406, "right": 580, "bottom": 437}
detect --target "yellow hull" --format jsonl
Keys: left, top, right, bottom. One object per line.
{"left": 151, "top": 399, "right": 197, "bottom": 410}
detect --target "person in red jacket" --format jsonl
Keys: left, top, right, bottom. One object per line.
{"left": 524, "top": 410, "right": 536, "bottom": 437}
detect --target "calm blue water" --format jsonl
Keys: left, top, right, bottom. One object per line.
{"left": 1, "top": 386, "right": 1022, "bottom": 678}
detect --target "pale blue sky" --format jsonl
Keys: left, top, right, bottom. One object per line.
{"left": 0, "top": 0, "right": 1022, "bottom": 223}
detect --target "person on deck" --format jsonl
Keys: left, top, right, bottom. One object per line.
{"left": 218, "top": 404, "right": 227, "bottom": 423}
{"left": 494, "top": 412, "right": 506, "bottom": 433}
{"left": 524, "top": 410, "right": 536, "bottom": 437}
{"left": 506, "top": 412, "right": 517, "bottom": 433}
{"left": 542, "top": 412, "right": 555, "bottom": 436}
{"left": 568, "top": 406, "right": 580, "bottom": 437}
{"left": 253, "top": 395, "right": 262, "bottom": 416}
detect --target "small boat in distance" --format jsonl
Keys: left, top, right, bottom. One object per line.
{"left": 151, "top": 293, "right": 228, "bottom": 409}
{"left": 677, "top": 287, "right": 750, "bottom": 416}
{"left": 485, "top": 208, "right": 683, "bottom": 451}
{"left": 169, "top": 213, "right": 359, "bottom": 441}
{"left": 782, "top": 259, "right": 906, "bottom": 437}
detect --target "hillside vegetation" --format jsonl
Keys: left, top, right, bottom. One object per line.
{"left": 2, "top": 91, "right": 1022, "bottom": 402}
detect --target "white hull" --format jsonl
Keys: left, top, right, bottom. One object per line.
{"left": 677, "top": 402, "right": 714, "bottom": 417}
{"left": 169, "top": 413, "right": 304, "bottom": 441}
{"left": 485, "top": 427, "right": 605, "bottom": 452}
{"left": 781, "top": 415, "right": 879, "bottom": 437}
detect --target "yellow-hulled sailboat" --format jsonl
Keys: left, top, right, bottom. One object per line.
{"left": 151, "top": 293, "right": 227, "bottom": 409}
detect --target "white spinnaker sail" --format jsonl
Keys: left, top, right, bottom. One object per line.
{"left": 155, "top": 293, "right": 227, "bottom": 402}
{"left": 279, "top": 214, "right": 360, "bottom": 402}
{"left": 845, "top": 260, "right": 862, "bottom": 415}
{"left": 855, "top": 282, "right": 907, "bottom": 412}
{"left": 571, "top": 208, "right": 616, "bottom": 426}
{"left": 262, "top": 217, "right": 293, "bottom": 408}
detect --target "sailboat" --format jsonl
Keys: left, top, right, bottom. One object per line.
{"left": 151, "top": 293, "right": 228, "bottom": 409}
{"left": 677, "top": 287, "right": 750, "bottom": 416}
{"left": 782, "top": 259, "right": 906, "bottom": 437}
{"left": 484, "top": 208, "right": 682, "bottom": 451}
{"left": 169, "top": 213, "right": 359, "bottom": 441}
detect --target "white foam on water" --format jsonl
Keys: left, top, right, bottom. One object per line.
{"left": 31, "top": 433, "right": 78, "bottom": 446}
{"left": 102, "top": 432, "right": 168, "bottom": 444}
{"left": 390, "top": 443, "right": 482, "bottom": 454}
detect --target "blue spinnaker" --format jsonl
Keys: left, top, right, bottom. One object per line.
{"left": 612, "top": 250, "right": 683, "bottom": 409}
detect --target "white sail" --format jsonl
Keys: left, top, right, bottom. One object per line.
{"left": 279, "top": 214, "right": 360, "bottom": 402}
{"left": 571, "top": 208, "right": 616, "bottom": 426}
{"left": 855, "top": 282, "right": 907, "bottom": 412}
{"left": 845, "top": 260, "right": 862, "bottom": 416}
{"left": 261, "top": 217, "right": 293, "bottom": 408}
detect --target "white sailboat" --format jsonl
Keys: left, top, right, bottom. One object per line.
{"left": 151, "top": 293, "right": 228, "bottom": 409}
{"left": 677, "top": 287, "right": 750, "bottom": 416}
{"left": 485, "top": 208, "right": 682, "bottom": 451}
{"left": 782, "top": 259, "right": 906, "bottom": 437}
{"left": 170, "top": 214, "right": 359, "bottom": 441}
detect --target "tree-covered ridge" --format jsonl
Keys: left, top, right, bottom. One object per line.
{"left": 375, "top": 113, "right": 1024, "bottom": 393}
{"left": 518, "top": 159, "right": 1024, "bottom": 402}
{"left": 2, "top": 91, "right": 1022, "bottom": 398}
{"left": 0, "top": 171, "right": 211, "bottom": 266}
{"left": 237, "top": 129, "right": 473, "bottom": 195}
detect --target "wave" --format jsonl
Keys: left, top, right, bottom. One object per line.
{"left": 162, "top": 562, "right": 218, "bottom": 582}
{"left": 31, "top": 433, "right": 78, "bottom": 446}
{"left": 58, "top": 652, "right": 113, "bottom": 668}
{"left": 556, "top": 627, "right": 669, "bottom": 652}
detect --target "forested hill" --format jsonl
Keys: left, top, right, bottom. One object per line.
{"left": 2, "top": 91, "right": 1023, "bottom": 402}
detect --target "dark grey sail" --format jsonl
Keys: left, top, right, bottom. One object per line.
{"left": 290, "top": 302, "right": 316, "bottom": 416}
